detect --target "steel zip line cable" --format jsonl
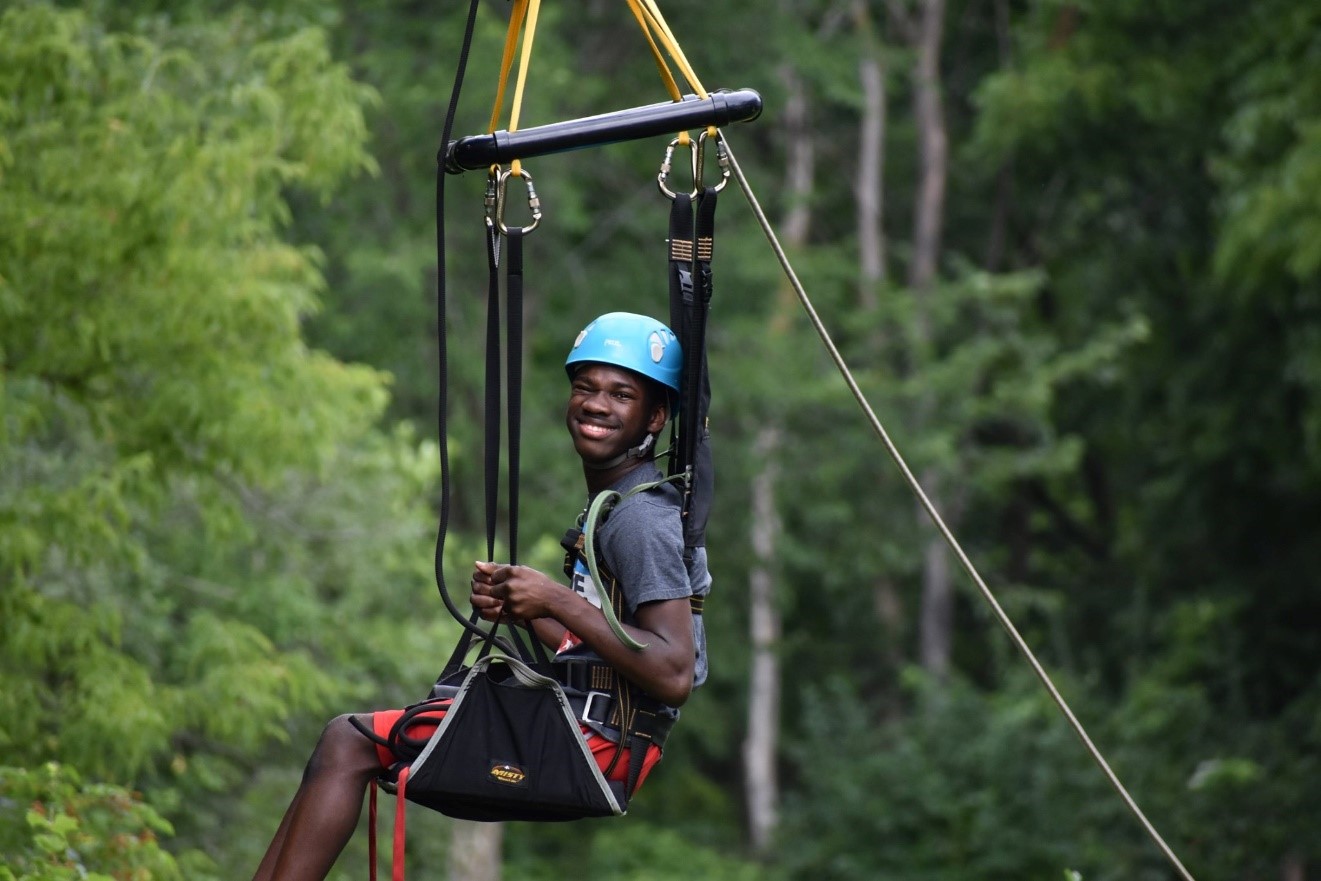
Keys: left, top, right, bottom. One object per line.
{"left": 718, "top": 133, "right": 1197, "bottom": 881}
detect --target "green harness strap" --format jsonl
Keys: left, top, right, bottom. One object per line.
{"left": 580, "top": 474, "right": 685, "bottom": 651}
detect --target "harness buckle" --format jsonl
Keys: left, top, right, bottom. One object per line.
{"left": 581, "top": 690, "right": 612, "bottom": 726}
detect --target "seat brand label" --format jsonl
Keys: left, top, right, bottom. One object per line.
{"left": 489, "top": 762, "right": 528, "bottom": 787}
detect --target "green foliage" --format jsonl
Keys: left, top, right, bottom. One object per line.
{"left": 0, "top": 2, "right": 382, "bottom": 491}
{"left": 583, "top": 822, "right": 773, "bottom": 881}
{"left": 957, "top": 1, "right": 1321, "bottom": 876}
{"left": 0, "top": 3, "right": 444, "bottom": 876}
{"left": 780, "top": 671, "right": 1146, "bottom": 881}
{"left": 0, "top": 763, "right": 189, "bottom": 880}
{"left": 506, "top": 819, "right": 776, "bottom": 881}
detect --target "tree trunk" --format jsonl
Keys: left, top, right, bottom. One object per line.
{"left": 917, "top": 472, "right": 952, "bottom": 679}
{"left": 744, "top": 425, "right": 783, "bottom": 856}
{"left": 854, "top": 0, "right": 888, "bottom": 303}
{"left": 778, "top": 64, "right": 814, "bottom": 249}
{"left": 985, "top": 0, "right": 1014, "bottom": 272}
{"left": 448, "top": 819, "right": 502, "bottom": 881}
{"left": 906, "top": 0, "right": 953, "bottom": 682}
{"left": 854, "top": 1, "right": 905, "bottom": 688}
{"left": 909, "top": 0, "right": 948, "bottom": 296}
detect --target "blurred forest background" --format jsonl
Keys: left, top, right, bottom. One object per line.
{"left": 3, "top": 0, "right": 1320, "bottom": 879}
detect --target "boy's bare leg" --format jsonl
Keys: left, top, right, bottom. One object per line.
{"left": 252, "top": 715, "right": 381, "bottom": 881}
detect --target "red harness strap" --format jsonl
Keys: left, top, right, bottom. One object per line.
{"left": 393, "top": 767, "right": 410, "bottom": 881}
{"left": 367, "top": 765, "right": 412, "bottom": 881}
{"left": 368, "top": 781, "right": 377, "bottom": 881}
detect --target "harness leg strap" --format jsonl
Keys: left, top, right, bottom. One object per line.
{"left": 626, "top": 730, "right": 652, "bottom": 797}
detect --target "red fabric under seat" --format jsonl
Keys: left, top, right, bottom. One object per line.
{"left": 370, "top": 704, "right": 662, "bottom": 788}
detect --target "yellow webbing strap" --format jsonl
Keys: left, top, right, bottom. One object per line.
{"left": 508, "top": 0, "right": 541, "bottom": 136}
{"left": 634, "top": 0, "right": 709, "bottom": 100}
{"left": 625, "top": 0, "right": 683, "bottom": 102}
{"left": 487, "top": 0, "right": 543, "bottom": 177}
{"left": 488, "top": 0, "right": 528, "bottom": 134}
{"left": 493, "top": 1, "right": 713, "bottom": 158}
{"left": 627, "top": 1, "right": 718, "bottom": 144}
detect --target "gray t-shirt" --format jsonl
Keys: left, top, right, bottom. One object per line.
{"left": 555, "top": 465, "right": 711, "bottom": 697}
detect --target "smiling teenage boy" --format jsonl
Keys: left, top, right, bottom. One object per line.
{"left": 253, "top": 312, "right": 710, "bottom": 881}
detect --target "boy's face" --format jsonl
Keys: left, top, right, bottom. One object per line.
{"left": 565, "top": 363, "right": 668, "bottom": 467}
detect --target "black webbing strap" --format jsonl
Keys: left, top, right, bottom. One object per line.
{"left": 466, "top": 224, "right": 549, "bottom": 672}
{"left": 506, "top": 228, "right": 524, "bottom": 565}
{"left": 626, "top": 718, "right": 656, "bottom": 796}
{"left": 685, "top": 186, "right": 717, "bottom": 551}
{"left": 480, "top": 223, "right": 524, "bottom": 564}
{"left": 665, "top": 185, "right": 717, "bottom": 553}
{"left": 482, "top": 224, "right": 502, "bottom": 560}
{"left": 667, "top": 191, "right": 694, "bottom": 479}
{"left": 434, "top": 0, "right": 488, "bottom": 642}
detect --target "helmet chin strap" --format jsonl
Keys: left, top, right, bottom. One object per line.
{"left": 586, "top": 431, "right": 656, "bottom": 472}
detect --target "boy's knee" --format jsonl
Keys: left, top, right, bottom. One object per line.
{"left": 303, "top": 714, "right": 376, "bottom": 781}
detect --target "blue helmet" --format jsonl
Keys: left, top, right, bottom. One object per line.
{"left": 565, "top": 312, "right": 682, "bottom": 394}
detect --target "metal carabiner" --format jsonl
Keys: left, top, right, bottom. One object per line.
{"left": 695, "top": 128, "right": 730, "bottom": 194}
{"left": 657, "top": 136, "right": 698, "bottom": 201}
{"left": 494, "top": 166, "right": 542, "bottom": 235}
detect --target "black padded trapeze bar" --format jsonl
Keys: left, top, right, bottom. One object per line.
{"left": 442, "top": 88, "right": 762, "bottom": 173}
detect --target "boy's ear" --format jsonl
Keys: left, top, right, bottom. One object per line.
{"left": 647, "top": 398, "right": 669, "bottom": 434}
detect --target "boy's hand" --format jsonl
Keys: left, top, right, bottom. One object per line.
{"left": 470, "top": 560, "right": 560, "bottom": 622}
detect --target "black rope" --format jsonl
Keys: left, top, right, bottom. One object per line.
{"left": 434, "top": 0, "right": 491, "bottom": 641}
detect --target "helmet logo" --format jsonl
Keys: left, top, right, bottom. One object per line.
{"left": 649, "top": 331, "right": 666, "bottom": 364}
{"left": 573, "top": 329, "right": 589, "bottom": 349}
